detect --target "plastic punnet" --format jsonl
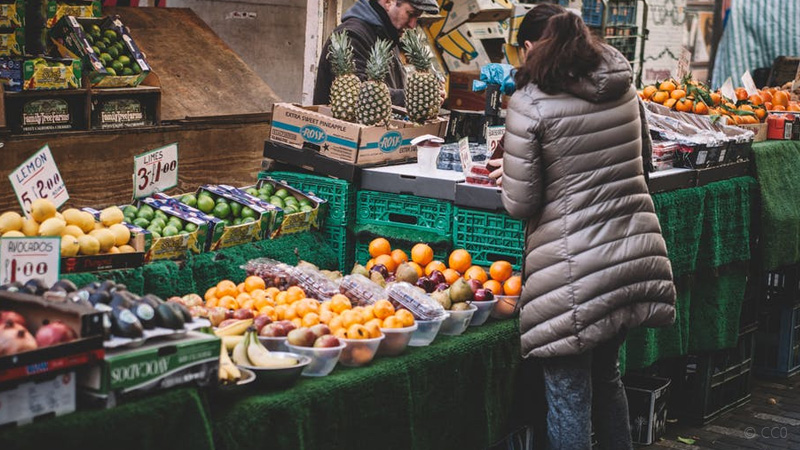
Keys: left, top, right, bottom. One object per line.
{"left": 385, "top": 282, "right": 446, "bottom": 320}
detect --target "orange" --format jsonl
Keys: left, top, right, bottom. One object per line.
{"left": 237, "top": 282, "right": 246, "bottom": 293}
{"left": 651, "top": 91, "right": 669, "bottom": 104}
{"left": 365, "top": 258, "right": 376, "bottom": 271}
{"left": 236, "top": 292, "right": 251, "bottom": 305}
{"left": 369, "top": 237, "right": 392, "bottom": 257}
{"left": 670, "top": 89, "right": 686, "bottom": 100}
{"left": 218, "top": 295, "right": 238, "bottom": 310}
{"left": 240, "top": 298, "right": 256, "bottom": 311}
{"left": 294, "top": 299, "right": 315, "bottom": 317}
{"left": 275, "top": 304, "right": 288, "bottom": 320}
{"left": 244, "top": 275, "right": 266, "bottom": 293}
{"left": 341, "top": 310, "right": 361, "bottom": 329}
{"left": 443, "top": 268, "right": 461, "bottom": 284}
{"left": 503, "top": 276, "right": 522, "bottom": 296}
{"left": 259, "top": 305, "right": 277, "bottom": 321}
{"left": 291, "top": 318, "right": 303, "bottom": 329}
{"left": 642, "top": 85, "right": 657, "bottom": 100}
{"left": 373, "top": 299, "right": 395, "bottom": 320}
{"left": 735, "top": 87, "right": 748, "bottom": 101}
{"left": 347, "top": 324, "right": 371, "bottom": 339}
{"left": 275, "top": 291, "right": 289, "bottom": 305}
{"left": 320, "top": 301, "right": 332, "bottom": 314}
{"left": 330, "top": 294, "right": 352, "bottom": 314}
{"left": 329, "top": 315, "right": 344, "bottom": 332}
{"left": 710, "top": 92, "right": 722, "bottom": 105}
{"left": 364, "top": 319, "right": 382, "bottom": 338}
{"left": 675, "top": 98, "right": 693, "bottom": 112}
{"left": 374, "top": 254, "right": 398, "bottom": 273}
{"left": 788, "top": 102, "right": 800, "bottom": 112}
{"left": 411, "top": 243, "right": 434, "bottom": 266}
{"left": 302, "top": 312, "right": 321, "bottom": 327}
{"left": 407, "top": 261, "right": 424, "bottom": 278}
{"left": 319, "top": 309, "right": 334, "bottom": 324}
{"left": 448, "top": 249, "right": 472, "bottom": 273}
{"left": 204, "top": 286, "right": 218, "bottom": 302}
{"left": 658, "top": 80, "right": 676, "bottom": 92}
{"left": 334, "top": 327, "right": 348, "bottom": 339}
{"left": 391, "top": 249, "right": 408, "bottom": 267}
{"left": 483, "top": 279, "right": 504, "bottom": 296}
{"left": 425, "top": 260, "right": 447, "bottom": 276}
{"left": 362, "top": 305, "right": 376, "bottom": 323}
{"left": 773, "top": 105, "right": 786, "bottom": 111}
{"left": 205, "top": 297, "right": 219, "bottom": 308}
{"left": 382, "top": 316, "right": 404, "bottom": 329}
{"left": 215, "top": 280, "right": 237, "bottom": 298}
{"left": 773, "top": 91, "right": 789, "bottom": 107}
{"left": 265, "top": 287, "right": 281, "bottom": 298}
{"left": 693, "top": 101, "right": 709, "bottom": 115}
{"left": 395, "top": 309, "right": 415, "bottom": 327}
{"left": 749, "top": 94, "right": 763, "bottom": 106}
{"left": 664, "top": 98, "right": 677, "bottom": 109}
{"left": 464, "top": 265, "right": 488, "bottom": 283}
{"left": 764, "top": 101, "right": 773, "bottom": 110}
{"left": 489, "top": 261, "right": 513, "bottom": 282}
{"left": 755, "top": 108, "right": 767, "bottom": 120}
{"left": 284, "top": 305, "right": 298, "bottom": 320}
{"left": 286, "top": 286, "right": 305, "bottom": 303}
{"left": 251, "top": 289, "right": 268, "bottom": 301}
{"left": 760, "top": 90, "right": 773, "bottom": 103}
{"left": 254, "top": 296, "right": 272, "bottom": 311}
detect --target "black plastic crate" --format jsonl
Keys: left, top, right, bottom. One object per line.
{"left": 675, "top": 327, "right": 755, "bottom": 425}
{"left": 761, "top": 264, "right": 800, "bottom": 306}
{"left": 624, "top": 375, "right": 671, "bottom": 445}
{"left": 755, "top": 303, "right": 800, "bottom": 378}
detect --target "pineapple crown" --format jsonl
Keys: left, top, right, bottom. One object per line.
{"left": 328, "top": 31, "right": 356, "bottom": 77}
{"left": 365, "top": 38, "right": 393, "bottom": 83}
{"left": 400, "top": 29, "right": 432, "bottom": 72}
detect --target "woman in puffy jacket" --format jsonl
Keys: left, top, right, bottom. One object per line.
{"left": 498, "top": 6, "right": 676, "bottom": 450}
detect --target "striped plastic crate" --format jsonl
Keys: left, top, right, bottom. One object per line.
{"left": 356, "top": 191, "right": 453, "bottom": 238}
{"left": 322, "top": 225, "right": 354, "bottom": 272}
{"left": 260, "top": 171, "right": 356, "bottom": 227}
{"left": 453, "top": 207, "right": 525, "bottom": 271}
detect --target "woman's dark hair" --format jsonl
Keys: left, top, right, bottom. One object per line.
{"left": 516, "top": 3, "right": 565, "bottom": 46}
{"left": 515, "top": 12, "right": 605, "bottom": 94}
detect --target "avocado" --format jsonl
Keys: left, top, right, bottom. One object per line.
{"left": 24, "top": 278, "right": 49, "bottom": 295}
{"left": 131, "top": 301, "right": 157, "bottom": 329}
{"left": 52, "top": 279, "right": 78, "bottom": 293}
{"left": 109, "top": 293, "right": 133, "bottom": 309}
{"left": 168, "top": 301, "right": 193, "bottom": 323}
{"left": 139, "top": 294, "right": 161, "bottom": 309}
{"left": 88, "top": 290, "right": 111, "bottom": 306}
{"left": 156, "top": 303, "right": 185, "bottom": 330}
{"left": 111, "top": 305, "right": 144, "bottom": 338}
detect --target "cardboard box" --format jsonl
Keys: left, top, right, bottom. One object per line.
{"left": 437, "top": 21, "right": 510, "bottom": 72}
{"left": 269, "top": 103, "right": 447, "bottom": 167}
{"left": 45, "top": 0, "right": 101, "bottom": 28}
{"left": 90, "top": 84, "right": 161, "bottom": 129}
{"left": 737, "top": 123, "right": 767, "bottom": 143}
{"left": 0, "top": 28, "right": 24, "bottom": 56}
{"left": 0, "top": 371, "right": 76, "bottom": 427}
{"left": 361, "top": 163, "right": 465, "bottom": 201}
{"left": 78, "top": 331, "right": 218, "bottom": 407}
{"left": 133, "top": 196, "right": 221, "bottom": 261}
{"left": 23, "top": 56, "right": 82, "bottom": 90}
{"left": 59, "top": 207, "right": 148, "bottom": 272}
{"left": 3, "top": 89, "right": 89, "bottom": 133}
{"left": 0, "top": 56, "right": 22, "bottom": 91}
{"left": 263, "top": 141, "right": 362, "bottom": 183}
{"left": 439, "top": 0, "right": 513, "bottom": 35}
{"left": 241, "top": 178, "right": 326, "bottom": 237}
{"left": 507, "top": 3, "right": 532, "bottom": 46}
{"left": 0, "top": 0, "right": 25, "bottom": 29}
{"left": 624, "top": 375, "right": 671, "bottom": 445}
{"left": 49, "top": 15, "right": 151, "bottom": 88}
{"left": 196, "top": 185, "right": 282, "bottom": 249}
{"left": 446, "top": 71, "right": 510, "bottom": 112}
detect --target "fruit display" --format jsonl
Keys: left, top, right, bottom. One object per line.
{"left": 357, "top": 38, "right": 393, "bottom": 126}
{"left": 242, "top": 182, "right": 315, "bottom": 215}
{"left": 82, "top": 25, "right": 141, "bottom": 77}
{"left": 228, "top": 327, "right": 299, "bottom": 369}
{"left": 191, "top": 189, "right": 261, "bottom": 228}
{"left": 122, "top": 202, "right": 198, "bottom": 239}
{"left": 327, "top": 30, "right": 361, "bottom": 123}
{"left": 400, "top": 28, "right": 442, "bottom": 124}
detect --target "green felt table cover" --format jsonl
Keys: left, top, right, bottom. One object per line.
{"left": 0, "top": 387, "right": 214, "bottom": 450}
{"left": 751, "top": 140, "right": 800, "bottom": 270}
{"left": 211, "top": 319, "right": 521, "bottom": 450}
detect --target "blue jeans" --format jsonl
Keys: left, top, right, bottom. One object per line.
{"left": 539, "top": 331, "right": 632, "bottom": 450}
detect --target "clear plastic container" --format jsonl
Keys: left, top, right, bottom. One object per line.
{"left": 385, "top": 282, "right": 446, "bottom": 321}
{"left": 257, "top": 336, "right": 288, "bottom": 352}
{"left": 338, "top": 335, "right": 385, "bottom": 367}
{"left": 286, "top": 342, "right": 346, "bottom": 377}
{"left": 439, "top": 304, "right": 477, "bottom": 336}
{"left": 339, "top": 274, "right": 388, "bottom": 307}
{"left": 491, "top": 295, "right": 521, "bottom": 319}
{"left": 243, "top": 258, "right": 294, "bottom": 290}
{"left": 469, "top": 299, "right": 498, "bottom": 326}
{"left": 288, "top": 265, "right": 340, "bottom": 301}
{"left": 408, "top": 313, "right": 448, "bottom": 347}
{"left": 377, "top": 323, "right": 418, "bottom": 356}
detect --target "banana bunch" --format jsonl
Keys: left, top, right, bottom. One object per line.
{"left": 219, "top": 341, "right": 242, "bottom": 383}
{"left": 214, "top": 318, "right": 253, "bottom": 337}
{"left": 232, "top": 329, "right": 298, "bottom": 368}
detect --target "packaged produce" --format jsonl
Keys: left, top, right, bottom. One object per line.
{"left": 288, "top": 265, "right": 340, "bottom": 302}
{"left": 241, "top": 178, "right": 326, "bottom": 237}
{"left": 0, "top": 0, "right": 25, "bottom": 29}
{"left": 339, "top": 274, "right": 387, "bottom": 307}
{"left": 385, "top": 281, "right": 446, "bottom": 320}
{"left": 121, "top": 199, "right": 211, "bottom": 261}
{"left": 243, "top": 258, "right": 295, "bottom": 290}
{"left": 0, "top": 28, "right": 24, "bottom": 56}
{"left": 45, "top": 0, "right": 102, "bottom": 28}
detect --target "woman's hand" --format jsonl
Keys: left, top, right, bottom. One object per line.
{"left": 488, "top": 158, "right": 503, "bottom": 186}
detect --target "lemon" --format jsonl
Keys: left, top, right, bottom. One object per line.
{"left": 39, "top": 217, "right": 66, "bottom": 236}
{"left": 77, "top": 235, "right": 100, "bottom": 255}
{"left": 89, "top": 229, "right": 115, "bottom": 252}
{"left": 109, "top": 246, "right": 120, "bottom": 254}
{"left": 0, "top": 211, "right": 23, "bottom": 234}
{"left": 61, "top": 235, "right": 80, "bottom": 257}
{"left": 62, "top": 208, "right": 82, "bottom": 225}
{"left": 94, "top": 222, "right": 104, "bottom": 231}
{"left": 108, "top": 223, "right": 131, "bottom": 246}
{"left": 100, "top": 206, "right": 124, "bottom": 227}
{"left": 62, "top": 225, "right": 84, "bottom": 237}
{"left": 76, "top": 211, "right": 97, "bottom": 233}
{"left": 21, "top": 218, "right": 39, "bottom": 236}
{"left": 30, "top": 198, "right": 57, "bottom": 223}
{"left": 118, "top": 244, "right": 136, "bottom": 253}
{"left": 2, "top": 230, "right": 25, "bottom": 237}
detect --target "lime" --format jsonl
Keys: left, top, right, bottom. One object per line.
{"left": 283, "top": 206, "right": 297, "bottom": 214}
{"left": 299, "top": 198, "right": 311, "bottom": 206}
{"left": 132, "top": 62, "right": 142, "bottom": 74}
{"left": 215, "top": 197, "right": 228, "bottom": 204}
{"left": 301, "top": 205, "right": 313, "bottom": 212}
{"left": 245, "top": 187, "right": 258, "bottom": 196}
{"left": 101, "top": 37, "right": 112, "bottom": 46}
{"left": 162, "top": 225, "right": 179, "bottom": 237}
{"left": 232, "top": 218, "right": 242, "bottom": 226}
{"left": 147, "top": 224, "right": 163, "bottom": 235}
{"left": 122, "top": 67, "right": 134, "bottom": 76}
{"left": 284, "top": 197, "right": 299, "bottom": 206}
{"left": 230, "top": 202, "right": 242, "bottom": 218}
{"left": 241, "top": 217, "right": 256, "bottom": 224}
{"left": 212, "top": 203, "right": 231, "bottom": 218}
{"left": 275, "top": 188, "right": 290, "bottom": 199}
{"left": 90, "top": 24, "right": 101, "bottom": 35}
{"left": 133, "top": 218, "right": 150, "bottom": 228}
{"left": 149, "top": 231, "right": 161, "bottom": 239}
{"left": 167, "top": 218, "right": 183, "bottom": 231}
{"left": 260, "top": 185, "right": 275, "bottom": 196}
{"left": 180, "top": 194, "right": 197, "bottom": 208}
{"left": 111, "top": 60, "right": 124, "bottom": 72}
{"left": 184, "top": 223, "right": 198, "bottom": 233}
{"left": 85, "top": 33, "right": 94, "bottom": 44}
{"left": 197, "top": 196, "right": 215, "bottom": 213}
{"left": 95, "top": 41, "right": 106, "bottom": 51}
{"left": 270, "top": 197, "right": 285, "bottom": 209}
{"left": 91, "top": 46, "right": 101, "bottom": 54}
{"left": 107, "top": 47, "right": 119, "bottom": 59}
{"left": 150, "top": 218, "right": 166, "bottom": 229}
{"left": 241, "top": 207, "right": 256, "bottom": 219}
{"left": 105, "top": 67, "right": 117, "bottom": 76}
{"left": 123, "top": 205, "right": 138, "bottom": 217}
{"left": 154, "top": 210, "right": 168, "bottom": 221}
{"left": 257, "top": 195, "right": 269, "bottom": 202}
{"left": 118, "top": 55, "right": 131, "bottom": 67}
{"left": 104, "top": 29, "right": 118, "bottom": 41}
{"left": 136, "top": 208, "right": 154, "bottom": 221}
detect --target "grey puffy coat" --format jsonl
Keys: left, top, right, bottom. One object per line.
{"left": 502, "top": 47, "right": 676, "bottom": 358}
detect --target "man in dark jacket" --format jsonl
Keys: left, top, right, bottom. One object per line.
{"left": 313, "top": 0, "right": 439, "bottom": 107}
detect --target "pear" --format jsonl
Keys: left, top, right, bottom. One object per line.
{"left": 431, "top": 289, "right": 451, "bottom": 310}
{"left": 449, "top": 278, "right": 474, "bottom": 303}
{"left": 451, "top": 302, "right": 472, "bottom": 311}
{"left": 351, "top": 264, "right": 369, "bottom": 277}
{"left": 395, "top": 262, "right": 419, "bottom": 284}
{"left": 370, "top": 270, "right": 386, "bottom": 288}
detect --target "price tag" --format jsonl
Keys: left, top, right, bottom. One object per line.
{"left": 486, "top": 126, "right": 505, "bottom": 158}
{"left": 8, "top": 145, "right": 69, "bottom": 218}
{"left": 676, "top": 46, "right": 691, "bottom": 80}
{"left": 458, "top": 137, "right": 472, "bottom": 173}
{"left": 720, "top": 78, "right": 736, "bottom": 103}
{"left": 792, "top": 63, "right": 800, "bottom": 92}
{"left": 0, "top": 237, "right": 61, "bottom": 287}
{"left": 133, "top": 143, "right": 178, "bottom": 199}
{"left": 741, "top": 71, "right": 758, "bottom": 97}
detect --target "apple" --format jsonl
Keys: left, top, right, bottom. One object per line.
{"left": 253, "top": 314, "right": 272, "bottom": 333}
{"left": 314, "top": 334, "right": 341, "bottom": 348}
{"left": 435, "top": 283, "right": 449, "bottom": 292}
{"left": 309, "top": 323, "right": 331, "bottom": 339}
{"left": 0, "top": 311, "right": 27, "bottom": 328}
{"left": 181, "top": 293, "right": 204, "bottom": 307}
{"left": 429, "top": 270, "right": 445, "bottom": 285}
{"left": 259, "top": 323, "right": 283, "bottom": 337}
{"left": 370, "top": 264, "right": 389, "bottom": 278}
{"left": 278, "top": 320, "right": 296, "bottom": 334}
{"left": 232, "top": 309, "right": 255, "bottom": 320}
{"left": 415, "top": 277, "right": 435, "bottom": 293}
{"left": 207, "top": 307, "right": 228, "bottom": 327}
{"left": 385, "top": 275, "right": 396, "bottom": 283}
{"left": 474, "top": 288, "right": 494, "bottom": 302}
{"left": 468, "top": 279, "right": 482, "bottom": 293}
{"left": 287, "top": 328, "right": 316, "bottom": 347}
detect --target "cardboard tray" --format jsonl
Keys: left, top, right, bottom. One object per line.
{"left": 454, "top": 182, "right": 505, "bottom": 211}
{"left": 60, "top": 207, "right": 148, "bottom": 273}
{"left": 360, "top": 163, "right": 465, "bottom": 202}
{"left": 264, "top": 140, "right": 362, "bottom": 183}
{"left": 648, "top": 168, "right": 697, "bottom": 194}
{"left": 242, "top": 178, "right": 326, "bottom": 237}
{"left": 0, "top": 290, "right": 105, "bottom": 385}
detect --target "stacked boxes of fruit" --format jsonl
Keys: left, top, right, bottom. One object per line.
{"left": 240, "top": 178, "right": 326, "bottom": 237}
{"left": 190, "top": 185, "right": 281, "bottom": 249}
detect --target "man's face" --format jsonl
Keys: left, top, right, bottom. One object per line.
{"left": 383, "top": 0, "right": 423, "bottom": 32}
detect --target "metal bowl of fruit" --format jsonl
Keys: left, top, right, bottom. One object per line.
{"left": 240, "top": 352, "right": 311, "bottom": 389}
{"left": 216, "top": 367, "right": 256, "bottom": 394}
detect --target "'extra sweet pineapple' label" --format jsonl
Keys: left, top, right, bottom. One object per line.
{"left": 99, "top": 98, "right": 145, "bottom": 129}
{"left": 0, "top": 2, "right": 24, "bottom": 28}
{"left": 0, "top": 29, "right": 24, "bottom": 56}
{"left": 22, "top": 99, "right": 72, "bottom": 132}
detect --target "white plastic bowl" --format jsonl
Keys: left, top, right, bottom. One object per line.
{"left": 258, "top": 335, "right": 288, "bottom": 352}
{"left": 408, "top": 313, "right": 448, "bottom": 347}
{"left": 491, "top": 295, "right": 521, "bottom": 319}
{"left": 377, "top": 323, "right": 419, "bottom": 356}
{"left": 338, "top": 335, "right": 385, "bottom": 367}
{"left": 439, "top": 304, "right": 477, "bottom": 336}
{"left": 286, "top": 342, "right": 346, "bottom": 377}
{"left": 469, "top": 299, "right": 498, "bottom": 326}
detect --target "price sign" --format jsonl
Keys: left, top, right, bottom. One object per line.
{"left": 741, "top": 71, "right": 758, "bottom": 97}
{"left": 0, "top": 237, "right": 61, "bottom": 287}
{"left": 676, "top": 46, "right": 692, "bottom": 80}
{"left": 486, "top": 125, "right": 505, "bottom": 158}
{"left": 458, "top": 137, "right": 473, "bottom": 173}
{"left": 8, "top": 145, "right": 69, "bottom": 218}
{"left": 133, "top": 143, "right": 178, "bottom": 199}
{"left": 720, "top": 78, "right": 736, "bottom": 103}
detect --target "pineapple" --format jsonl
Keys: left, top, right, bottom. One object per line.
{"left": 400, "top": 29, "right": 441, "bottom": 123}
{"left": 357, "top": 38, "right": 393, "bottom": 126}
{"left": 327, "top": 31, "right": 361, "bottom": 122}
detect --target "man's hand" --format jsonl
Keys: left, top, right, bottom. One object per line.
{"left": 488, "top": 158, "right": 503, "bottom": 187}
{"left": 439, "top": 81, "right": 447, "bottom": 105}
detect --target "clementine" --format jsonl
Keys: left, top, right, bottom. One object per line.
{"left": 265, "top": 287, "right": 281, "bottom": 298}
{"left": 391, "top": 249, "right": 409, "bottom": 267}
{"left": 334, "top": 328, "right": 348, "bottom": 339}
{"left": 642, "top": 85, "right": 657, "bottom": 100}
{"left": 374, "top": 254, "right": 398, "bottom": 273}
{"left": 365, "top": 258, "right": 376, "bottom": 271}
{"left": 670, "top": 89, "right": 686, "bottom": 100}
{"left": 204, "top": 286, "right": 218, "bottom": 303}
{"left": 215, "top": 280, "right": 237, "bottom": 298}
{"left": 218, "top": 295, "right": 238, "bottom": 310}
{"left": 368, "top": 237, "right": 392, "bottom": 257}
{"left": 425, "top": 260, "right": 447, "bottom": 276}
{"left": 411, "top": 243, "right": 434, "bottom": 266}
{"left": 664, "top": 98, "right": 677, "bottom": 109}
{"left": 340, "top": 310, "right": 361, "bottom": 328}
{"left": 286, "top": 286, "right": 305, "bottom": 303}
{"left": 448, "top": 249, "right": 472, "bottom": 273}
{"left": 329, "top": 315, "right": 345, "bottom": 332}
{"left": 244, "top": 275, "right": 266, "bottom": 293}
{"left": 489, "top": 261, "right": 513, "bottom": 282}
{"left": 237, "top": 282, "right": 246, "bottom": 293}
{"left": 302, "top": 312, "right": 320, "bottom": 327}
{"left": 382, "top": 316, "right": 404, "bottom": 329}
{"left": 735, "top": 87, "right": 748, "bottom": 101}
{"left": 503, "top": 276, "right": 522, "bottom": 296}
{"left": 773, "top": 91, "right": 789, "bottom": 107}
{"left": 364, "top": 320, "right": 382, "bottom": 338}
{"left": 651, "top": 90, "right": 669, "bottom": 104}
{"left": 483, "top": 279, "right": 504, "bottom": 296}
{"left": 464, "top": 265, "right": 488, "bottom": 283}
{"left": 443, "top": 268, "right": 461, "bottom": 285}
{"left": 206, "top": 297, "right": 219, "bottom": 308}
{"left": 658, "top": 80, "right": 676, "bottom": 92}
{"left": 346, "top": 323, "right": 371, "bottom": 339}
{"left": 330, "top": 294, "right": 352, "bottom": 314}
{"left": 693, "top": 101, "right": 709, "bottom": 115}
{"left": 373, "top": 299, "right": 395, "bottom": 320}
{"left": 395, "top": 309, "right": 415, "bottom": 327}
{"left": 319, "top": 309, "right": 334, "bottom": 324}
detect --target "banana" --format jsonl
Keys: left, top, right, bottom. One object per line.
{"left": 246, "top": 330, "right": 298, "bottom": 368}
{"left": 231, "top": 330, "right": 252, "bottom": 366}
{"left": 222, "top": 335, "right": 244, "bottom": 351}
{"left": 219, "top": 342, "right": 242, "bottom": 381}
{"left": 214, "top": 318, "right": 254, "bottom": 337}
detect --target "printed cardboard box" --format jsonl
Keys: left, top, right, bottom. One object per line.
{"left": 439, "top": 0, "right": 512, "bottom": 35}
{"left": 437, "top": 21, "right": 510, "bottom": 72}
{"left": 23, "top": 56, "right": 82, "bottom": 90}
{"left": 0, "top": 0, "right": 25, "bottom": 29}
{"left": 507, "top": 3, "right": 533, "bottom": 46}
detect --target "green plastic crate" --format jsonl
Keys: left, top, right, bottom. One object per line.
{"left": 354, "top": 237, "right": 450, "bottom": 267}
{"left": 261, "top": 171, "right": 355, "bottom": 227}
{"left": 323, "top": 224, "right": 354, "bottom": 272}
{"left": 453, "top": 207, "right": 525, "bottom": 271}
{"left": 356, "top": 191, "right": 453, "bottom": 238}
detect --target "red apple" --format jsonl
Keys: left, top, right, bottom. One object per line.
{"left": 287, "top": 328, "right": 316, "bottom": 347}
{"left": 207, "top": 307, "right": 228, "bottom": 327}
{"left": 34, "top": 321, "right": 77, "bottom": 347}
{"left": 259, "top": 323, "right": 283, "bottom": 337}
{"left": 232, "top": 309, "right": 255, "bottom": 320}
{"left": 314, "top": 334, "right": 341, "bottom": 348}
{"left": 468, "top": 279, "right": 483, "bottom": 293}
{"left": 181, "top": 293, "right": 204, "bottom": 307}
{"left": 473, "top": 288, "right": 494, "bottom": 302}
{"left": 429, "top": 270, "right": 446, "bottom": 285}
{"left": 309, "top": 323, "right": 331, "bottom": 339}
{"left": 253, "top": 314, "right": 272, "bottom": 333}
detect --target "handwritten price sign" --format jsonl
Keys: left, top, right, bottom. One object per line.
{"left": 8, "top": 145, "right": 69, "bottom": 217}
{"left": 133, "top": 143, "right": 178, "bottom": 199}
{"left": 0, "top": 237, "right": 61, "bottom": 286}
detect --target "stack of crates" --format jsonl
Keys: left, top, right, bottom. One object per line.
{"left": 582, "top": 0, "right": 638, "bottom": 61}
{"left": 754, "top": 264, "right": 800, "bottom": 378}
{"left": 262, "top": 171, "right": 356, "bottom": 271}
{"left": 453, "top": 207, "right": 526, "bottom": 271}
